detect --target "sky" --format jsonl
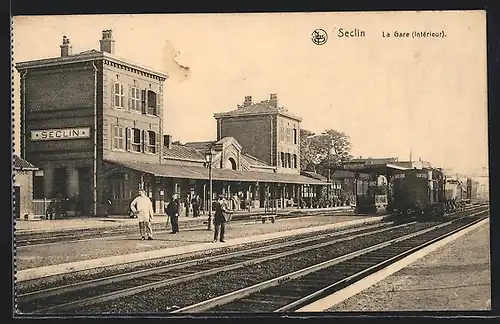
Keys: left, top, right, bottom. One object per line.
{"left": 11, "top": 11, "right": 489, "bottom": 177}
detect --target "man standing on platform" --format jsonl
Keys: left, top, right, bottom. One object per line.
{"left": 130, "top": 190, "right": 154, "bottom": 240}
{"left": 213, "top": 195, "right": 231, "bottom": 243}
{"left": 166, "top": 194, "right": 180, "bottom": 234}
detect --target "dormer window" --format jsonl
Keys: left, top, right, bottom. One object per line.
{"left": 113, "top": 82, "right": 125, "bottom": 108}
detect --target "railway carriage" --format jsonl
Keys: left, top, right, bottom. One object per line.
{"left": 392, "top": 167, "right": 446, "bottom": 220}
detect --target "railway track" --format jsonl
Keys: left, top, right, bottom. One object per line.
{"left": 176, "top": 208, "right": 489, "bottom": 313}
{"left": 16, "top": 204, "right": 488, "bottom": 315}
{"left": 16, "top": 220, "right": 404, "bottom": 313}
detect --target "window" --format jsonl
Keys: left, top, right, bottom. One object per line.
{"left": 293, "top": 154, "right": 298, "bottom": 168}
{"left": 132, "top": 128, "right": 141, "bottom": 152}
{"left": 287, "top": 153, "right": 291, "bottom": 168}
{"left": 130, "top": 87, "right": 141, "bottom": 112}
{"left": 113, "top": 82, "right": 125, "bottom": 108}
{"left": 281, "top": 152, "right": 285, "bottom": 168}
{"left": 293, "top": 128, "right": 297, "bottom": 145}
{"left": 147, "top": 90, "right": 157, "bottom": 115}
{"left": 147, "top": 131, "right": 156, "bottom": 153}
{"left": 113, "top": 126, "right": 125, "bottom": 150}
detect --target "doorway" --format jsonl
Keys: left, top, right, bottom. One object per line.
{"left": 78, "top": 167, "right": 92, "bottom": 215}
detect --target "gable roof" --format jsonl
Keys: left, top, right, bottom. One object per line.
{"left": 214, "top": 100, "right": 302, "bottom": 121}
{"left": 13, "top": 155, "right": 38, "bottom": 171}
{"left": 163, "top": 143, "right": 205, "bottom": 162}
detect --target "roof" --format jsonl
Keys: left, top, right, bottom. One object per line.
{"left": 105, "top": 158, "right": 327, "bottom": 185}
{"left": 241, "top": 153, "right": 272, "bottom": 168}
{"left": 15, "top": 50, "right": 168, "bottom": 80}
{"left": 214, "top": 100, "right": 302, "bottom": 122}
{"left": 13, "top": 155, "right": 38, "bottom": 171}
{"left": 163, "top": 143, "right": 206, "bottom": 162}
{"left": 184, "top": 141, "right": 215, "bottom": 151}
{"left": 332, "top": 170, "right": 355, "bottom": 179}
{"left": 301, "top": 171, "right": 328, "bottom": 181}
{"left": 330, "top": 163, "right": 410, "bottom": 175}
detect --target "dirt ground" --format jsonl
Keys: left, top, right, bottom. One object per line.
{"left": 328, "top": 221, "right": 491, "bottom": 312}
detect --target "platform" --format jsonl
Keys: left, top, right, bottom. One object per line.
{"left": 14, "top": 206, "right": 355, "bottom": 234}
{"left": 16, "top": 214, "right": 388, "bottom": 282}
{"left": 300, "top": 218, "right": 491, "bottom": 312}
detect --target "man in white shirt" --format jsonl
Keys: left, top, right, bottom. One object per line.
{"left": 130, "top": 189, "right": 154, "bottom": 240}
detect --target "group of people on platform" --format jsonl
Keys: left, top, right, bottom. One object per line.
{"left": 129, "top": 190, "right": 231, "bottom": 243}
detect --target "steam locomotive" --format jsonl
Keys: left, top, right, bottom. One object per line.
{"left": 391, "top": 167, "right": 477, "bottom": 220}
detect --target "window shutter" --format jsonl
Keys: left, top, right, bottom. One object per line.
{"left": 126, "top": 127, "right": 131, "bottom": 151}
{"left": 155, "top": 131, "right": 160, "bottom": 154}
{"left": 142, "top": 130, "right": 147, "bottom": 152}
{"left": 144, "top": 89, "right": 148, "bottom": 114}
{"left": 141, "top": 90, "right": 146, "bottom": 114}
{"left": 127, "top": 85, "right": 134, "bottom": 110}
{"left": 112, "top": 82, "right": 116, "bottom": 108}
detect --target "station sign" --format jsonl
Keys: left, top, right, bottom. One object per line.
{"left": 31, "top": 127, "right": 91, "bottom": 141}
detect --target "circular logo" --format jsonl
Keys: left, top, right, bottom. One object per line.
{"left": 311, "top": 29, "right": 328, "bottom": 45}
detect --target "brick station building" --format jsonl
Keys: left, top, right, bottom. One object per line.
{"left": 15, "top": 30, "right": 328, "bottom": 217}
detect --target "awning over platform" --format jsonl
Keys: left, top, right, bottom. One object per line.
{"left": 330, "top": 162, "right": 411, "bottom": 175}
{"left": 105, "top": 159, "right": 328, "bottom": 185}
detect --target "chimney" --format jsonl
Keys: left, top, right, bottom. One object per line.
{"left": 60, "top": 36, "right": 72, "bottom": 57}
{"left": 270, "top": 93, "right": 278, "bottom": 108}
{"left": 163, "top": 134, "right": 172, "bottom": 149}
{"left": 99, "top": 29, "right": 115, "bottom": 54}
{"left": 243, "top": 96, "right": 252, "bottom": 107}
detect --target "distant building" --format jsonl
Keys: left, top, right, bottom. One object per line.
{"left": 13, "top": 155, "right": 38, "bottom": 219}
{"left": 214, "top": 94, "right": 302, "bottom": 175}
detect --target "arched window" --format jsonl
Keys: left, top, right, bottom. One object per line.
{"left": 225, "top": 157, "right": 237, "bottom": 170}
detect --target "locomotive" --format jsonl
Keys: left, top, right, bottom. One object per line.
{"left": 391, "top": 167, "right": 478, "bottom": 220}
{"left": 392, "top": 167, "right": 446, "bottom": 219}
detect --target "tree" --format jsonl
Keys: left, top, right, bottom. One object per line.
{"left": 300, "top": 128, "right": 353, "bottom": 177}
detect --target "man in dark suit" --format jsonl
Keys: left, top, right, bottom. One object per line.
{"left": 213, "top": 195, "right": 231, "bottom": 243}
{"left": 165, "top": 194, "right": 180, "bottom": 234}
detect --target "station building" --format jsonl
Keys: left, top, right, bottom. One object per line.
{"left": 16, "top": 30, "right": 328, "bottom": 217}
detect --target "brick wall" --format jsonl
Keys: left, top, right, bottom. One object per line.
{"left": 219, "top": 115, "right": 272, "bottom": 165}
{"left": 102, "top": 62, "right": 164, "bottom": 165}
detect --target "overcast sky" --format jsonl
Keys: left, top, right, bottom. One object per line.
{"left": 12, "top": 11, "right": 489, "bottom": 176}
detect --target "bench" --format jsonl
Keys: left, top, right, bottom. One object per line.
{"left": 261, "top": 214, "right": 276, "bottom": 224}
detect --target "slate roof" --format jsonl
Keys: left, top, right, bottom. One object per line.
{"left": 301, "top": 171, "right": 329, "bottom": 182}
{"left": 13, "top": 155, "right": 38, "bottom": 171}
{"left": 163, "top": 143, "right": 205, "bottom": 162}
{"left": 241, "top": 153, "right": 271, "bottom": 168}
{"left": 105, "top": 158, "right": 326, "bottom": 185}
{"left": 214, "top": 100, "right": 302, "bottom": 121}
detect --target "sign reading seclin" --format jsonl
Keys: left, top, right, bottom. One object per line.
{"left": 31, "top": 127, "right": 91, "bottom": 141}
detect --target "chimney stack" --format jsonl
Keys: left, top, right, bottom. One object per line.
{"left": 99, "top": 29, "right": 115, "bottom": 54}
{"left": 270, "top": 93, "right": 278, "bottom": 108}
{"left": 243, "top": 96, "right": 252, "bottom": 108}
{"left": 60, "top": 36, "right": 72, "bottom": 57}
{"left": 164, "top": 134, "right": 172, "bottom": 149}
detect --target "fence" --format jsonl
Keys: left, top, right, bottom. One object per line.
{"left": 33, "top": 198, "right": 53, "bottom": 217}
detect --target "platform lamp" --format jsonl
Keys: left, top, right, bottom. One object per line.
{"left": 204, "top": 144, "right": 214, "bottom": 230}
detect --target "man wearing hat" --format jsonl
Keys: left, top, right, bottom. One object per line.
{"left": 130, "top": 189, "right": 155, "bottom": 240}
{"left": 213, "top": 194, "right": 231, "bottom": 243}
{"left": 165, "top": 194, "right": 181, "bottom": 234}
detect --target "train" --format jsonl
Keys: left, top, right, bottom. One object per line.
{"left": 391, "top": 167, "right": 479, "bottom": 220}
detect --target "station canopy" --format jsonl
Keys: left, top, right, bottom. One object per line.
{"left": 330, "top": 158, "right": 411, "bottom": 177}
{"left": 105, "top": 159, "right": 328, "bottom": 185}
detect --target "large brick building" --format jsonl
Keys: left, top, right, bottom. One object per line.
{"left": 16, "top": 30, "right": 328, "bottom": 217}
{"left": 16, "top": 30, "right": 167, "bottom": 215}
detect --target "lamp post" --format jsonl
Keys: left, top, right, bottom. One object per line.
{"left": 204, "top": 146, "right": 214, "bottom": 230}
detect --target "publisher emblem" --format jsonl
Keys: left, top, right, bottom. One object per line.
{"left": 311, "top": 29, "right": 328, "bottom": 45}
